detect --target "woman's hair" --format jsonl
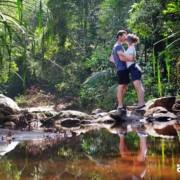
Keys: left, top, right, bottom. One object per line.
{"left": 127, "top": 34, "right": 139, "bottom": 44}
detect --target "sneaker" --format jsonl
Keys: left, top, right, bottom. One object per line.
{"left": 118, "top": 130, "right": 127, "bottom": 137}
{"left": 137, "top": 131, "right": 148, "bottom": 137}
{"left": 135, "top": 104, "right": 146, "bottom": 110}
{"left": 117, "top": 106, "right": 126, "bottom": 113}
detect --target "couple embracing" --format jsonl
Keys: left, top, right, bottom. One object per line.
{"left": 110, "top": 30, "right": 145, "bottom": 113}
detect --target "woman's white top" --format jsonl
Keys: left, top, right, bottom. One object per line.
{"left": 125, "top": 46, "right": 136, "bottom": 68}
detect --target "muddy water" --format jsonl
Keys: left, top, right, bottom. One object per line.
{"left": 0, "top": 128, "right": 179, "bottom": 180}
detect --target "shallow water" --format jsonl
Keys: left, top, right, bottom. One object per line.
{"left": 0, "top": 127, "right": 179, "bottom": 180}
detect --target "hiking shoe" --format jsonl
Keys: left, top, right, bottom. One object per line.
{"left": 135, "top": 104, "right": 146, "bottom": 110}
{"left": 137, "top": 131, "right": 148, "bottom": 137}
{"left": 117, "top": 106, "right": 126, "bottom": 113}
{"left": 118, "top": 130, "right": 127, "bottom": 137}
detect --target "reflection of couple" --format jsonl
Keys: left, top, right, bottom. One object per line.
{"left": 110, "top": 30, "right": 145, "bottom": 112}
{"left": 118, "top": 131, "right": 148, "bottom": 179}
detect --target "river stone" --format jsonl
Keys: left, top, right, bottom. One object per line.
{"left": 144, "top": 106, "right": 177, "bottom": 122}
{"left": 58, "top": 110, "right": 92, "bottom": 120}
{"left": 144, "top": 106, "right": 168, "bottom": 117}
{"left": 91, "top": 108, "right": 104, "bottom": 115}
{"left": 145, "top": 120, "right": 177, "bottom": 137}
{"left": 0, "top": 94, "right": 20, "bottom": 117}
{"left": 108, "top": 110, "right": 127, "bottom": 121}
{"left": 95, "top": 115, "right": 115, "bottom": 124}
{"left": 53, "top": 118, "right": 81, "bottom": 128}
{"left": 145, "top": 96, "right": 176, "bottom": 111}
{"left": 172, "top": 99, "right": 180, "bottom": 113}
{"left": 153, "top": 120, "right": 177, "bottom": 136}
{"left": 3, "top": 121, "right": 16, "bottom": 128}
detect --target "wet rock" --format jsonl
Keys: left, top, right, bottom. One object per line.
{"left": 145, "top": 96, "right": 176, "bottom": 111}
{"left": 174, "top": 124, "right": 180, "bottom": 140}
{"left": 2, "top": 114, "right": 20, "bottom": 124}
{"left": 93, "top": 112, "right": 109, "bottom": 119}
{"left": 108, "top": 110, "right": 127, "bottom": 121}
{"left": 0, "top": 94, "right": 20, "bottom": 117}
{"left": 145, "top": 120, "right": 177, "bottom": 137}
{"left": 56, "top": 118, "right": 81, "bottom": 128}
{"left": 81, "top": 120, "right": 92, "bottom": 124}
{"left": 130, "top": 109, "right": 146, "bottom": 117}
{"left": 154, "top": 120, "right": 177, "bottom": 136}
{"left": 95, "top": 115, "right": 115, "bottom": 124}
{"left": 144, "top": 106, "right": 168, "bottom": 117}
{"left": 144, "top": 106, "right": 177, "bottom": 122}
{"left": 91, "top": 108, "right": 104, "bottom": 115}
{"left": 3, "top": 121, "right": 16, "bottom": 129}
{"left": 0, "top": 141, "right": 19, "bottom": 156}
{"left": 172, "top": 99, "right": 180, "bottom": 113}
{"left": 58, "top": 110, "right": 92, "bottom": 120}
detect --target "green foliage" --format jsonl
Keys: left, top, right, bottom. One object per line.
{"left": 0, "top": 0, "right": 179, "bottom": 110}
{"left": 81, "top": 129, "right": 119, "bottom": 158}
{"left": 0, "top": 159, "right": 22, "bottom": 180}
{"left": 125, "top": 132, "right": 140, "bottom": 151}
{"left": 80, "top": 70, "right": 117, "bottom": 110}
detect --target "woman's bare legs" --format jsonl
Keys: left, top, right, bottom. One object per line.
{"left": 133, "top": 80, "right": 145, "bottom": 107}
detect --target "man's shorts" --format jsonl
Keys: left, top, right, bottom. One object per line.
{"left": 117, "top": 69, "right": 130, "bottom": 85}
{"left": 129, "top": 64, "right": 142, "bottom": 81}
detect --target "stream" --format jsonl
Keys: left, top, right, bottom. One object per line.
{"left": 0, "top": 122, "right": 179, "bottom": 179}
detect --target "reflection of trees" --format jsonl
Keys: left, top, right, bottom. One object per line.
{"left": 0, "top": 159, "right": 22, "bottom": 180}
{"left": 147, "top": 136, "right": 180, "bottom": 156}
{"left": 81, "top": 128, "right": 119, "bottom": 158}
{"left": 0, "top": 128, "right": 179, "bottom": 179}
{"left": 124, "top": 132, "right": 140, "bottom": 151}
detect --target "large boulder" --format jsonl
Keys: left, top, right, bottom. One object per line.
{"left": 0, "top": 94, "right": 20, "bottom": 118}
{"left": 144, "top": 106, "right": 177, "bottom": 122}
{"left": 145, "top": 96, "right": 176, "bottom": 111}
{"left": 145, "top": 120, "right": 177, "bottom": 137}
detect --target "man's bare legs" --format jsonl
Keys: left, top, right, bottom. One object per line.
{"left": 133, "top": 80, "right": 145, "bottom": 107}
{"left": 117, "top": 84, "right": 128, "bottom": 108}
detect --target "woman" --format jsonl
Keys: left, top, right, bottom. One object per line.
{"left": 124, "top": 34, "right": 145, "bottom": 109}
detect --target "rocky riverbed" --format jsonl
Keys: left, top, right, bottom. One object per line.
{"left": 0, "top": 94, "right": 179, "bottom": 139}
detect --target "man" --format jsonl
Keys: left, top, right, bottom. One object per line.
{"left": 110, "top": 30, "right": 133, "bottom": 112}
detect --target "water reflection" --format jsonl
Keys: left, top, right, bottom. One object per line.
{"left": 0, "top": 124, "right": 179, "bottom": 179}
{"left": 118, "top": 131, "right": 147, "bottom": 179}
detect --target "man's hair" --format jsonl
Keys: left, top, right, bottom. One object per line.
{"left": 116, "top": 30, "right": 127, "bottom": 39}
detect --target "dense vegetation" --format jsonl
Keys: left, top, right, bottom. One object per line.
{"left": 0, "top": 0, "right": 179, "bottom": 111}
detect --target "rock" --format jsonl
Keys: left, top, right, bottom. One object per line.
{"left": 92, "top": 112, "right": 109, "bottom": 119}
{"left": 130, "top": 109, "right": 146, "bottom": 117}
{"left": 144, "top": 106, "right": 177, "bottom": 122}
{"left": 172, "top": 99, "right": 180, "bottom": 113}
{"left": 2, "top": 114, "right": 20, "bottom": 124}
{"left": 81, "top": 120, "right": 92, "bottom": 124}
{"left": 55, "top": 118, "right": 80, "bottom": 128}
{"left": 58, "top": 110, "right": 92, "bottom": 120}
{"left": 153, "top": 120, "right": 177, "bottom": 136}
{"left": 145, "top": 96, "right": 176, "bottom": 111}
{"left": 0, "top": 141, "right": 19, "bottom": 156}
{"left": 91, "top": 108, "right": 104, "bottom": 115}
{"left": 108, "top": 110, "right": 127, "bottom": 121}
{"left": 0, "top": 94, "right": 20, "bottom": 117}
{"left": 145, "top": 120, "right": 177, "bottom": 137}
{"left": 95, "top": 115, "right": 115, "bottom": 124}
{"left": 3, "top": 121, "right": 16, "bottom": 128}
{"left": 144, "top": 106, "right": 168, "bottom": 117}
{"left": 174, "top": 124, "right": 180, "bottom": 140}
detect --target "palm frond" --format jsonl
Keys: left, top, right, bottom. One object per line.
{"left": 83, "top": 70, "right": 110, "bottom": 86}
